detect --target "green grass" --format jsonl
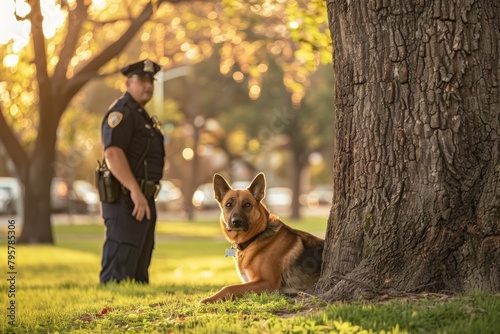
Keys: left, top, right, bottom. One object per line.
{"left": 0, "top": 216, "right": 499, "bottom": 333}
{"left": 52, "top": 216, "right": 328, "bottom": 239}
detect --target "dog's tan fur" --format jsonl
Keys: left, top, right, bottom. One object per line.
{"left": 199, "top": 173, "right": 324, "bottom": 304}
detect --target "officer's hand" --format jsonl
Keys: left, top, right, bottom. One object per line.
{"left": 130, "top": 189, "right": 151, "bottom": 221}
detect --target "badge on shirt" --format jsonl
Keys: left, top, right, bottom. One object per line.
{"left": 152, "top": 115, "right": 164, "bottom": 134}
{"left": 107, "top": 111, "right": 123, "bottom": 128}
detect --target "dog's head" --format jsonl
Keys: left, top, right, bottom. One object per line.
{"left": 213, "top": 173, "right": 266, "bottom": 233}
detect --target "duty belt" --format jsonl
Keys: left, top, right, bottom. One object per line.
{"left": 121, "top": 179, "right": 161, "bottom": 200}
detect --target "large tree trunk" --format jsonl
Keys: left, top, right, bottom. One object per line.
{"left": 316, "top": 0, "right": 500, "bottom": 301}
{"left": 289, "top": 108, "right": 305, "bottom": 220}
{"left": 18, "top": 103, "right": 59, "bottom": 243}
{"left": 290, "top": 150, "right": 303, "bottom": 220}
{"left": 18, "top": 153, "right": 56, "bottom": 243}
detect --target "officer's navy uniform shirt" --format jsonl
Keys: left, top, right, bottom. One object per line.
{"left": 101, "top": 92, "right": 165, "bottom": 183}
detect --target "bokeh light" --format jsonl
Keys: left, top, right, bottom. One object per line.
{"left": 182, "top": 148, "right": 194, "bottom": 161}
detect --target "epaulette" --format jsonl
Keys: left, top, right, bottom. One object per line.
{"left": 107, "top": 98, "right": 120, "bottom": 111}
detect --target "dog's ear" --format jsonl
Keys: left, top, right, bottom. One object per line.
{"left": 213, "top": 173, "right": 232, "bottom": 203}
{"left": 247, "top": 173, "right": 266, "bottom": 203}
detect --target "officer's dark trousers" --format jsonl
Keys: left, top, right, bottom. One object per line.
{"left": 100, "top": 195, "right": 156, "bottom": 284}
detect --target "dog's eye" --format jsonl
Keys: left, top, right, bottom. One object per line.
{"left": 226, "top": 202, "right": 232, "bottom": 208}
{"left": 243, "top": 203, "right": 251, "bottom": 208}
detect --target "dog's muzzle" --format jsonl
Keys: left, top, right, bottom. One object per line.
{"left": 227, "top": 216, "right": 249, "bottom": 232}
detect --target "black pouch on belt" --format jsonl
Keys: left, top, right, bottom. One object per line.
{"left": 143, "top": 180, "right": 161, "bottom": 200}
{"left": 95, "top": 160, "right": 119, "bottom": 203}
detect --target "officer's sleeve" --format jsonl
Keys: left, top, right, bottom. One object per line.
{"left": 102, "top": 110, "right": 134, "bottom": 151}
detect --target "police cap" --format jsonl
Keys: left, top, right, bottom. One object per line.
{"left": 120, "top": 59, "right": 161, "bottom": 78}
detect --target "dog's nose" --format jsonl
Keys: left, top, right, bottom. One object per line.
{"left": 231, "top": 217, "right": 243, "bottom": 228}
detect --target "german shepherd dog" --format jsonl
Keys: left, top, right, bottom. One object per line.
{"left": 199, "top": 173, "right": 324, "bottom": 304}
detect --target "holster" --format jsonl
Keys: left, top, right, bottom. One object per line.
{"left": 121, "top": 179, "right": 161, "bottom": 200}
{"left": 95, "top": 161, "right": 119, "bottom": 203}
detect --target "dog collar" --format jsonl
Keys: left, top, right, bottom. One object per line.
{"left": 225, "top": 229, "right": 270, "bottom": 257}
{"left": 235, "top": 231, "right": 265, "bottom": 251}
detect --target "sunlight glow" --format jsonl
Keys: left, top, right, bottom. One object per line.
{"left": 9, "top": 104, "right": 20, "bottom": 118}
{"left": 3, "top": 54, "right": 19, "bottom": 67}
{"left": 41, "top": 0, "right": 65, "bottom": 39}
{"left": 0, "top": 1, "right": 30, "bottom": 50}
{"left": 90, "top": 0, "right": 107, "bottom": 11}
{"left": 0, "top": 0, "right": 66, "bottom": 51}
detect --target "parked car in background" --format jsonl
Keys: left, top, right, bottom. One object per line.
{"left": 156, "top": 180, "right": 184, "bottom": 212}
{"left": 306, "top": 184, "right": 333, "bottom": 208}
{"left": 0, "top": 177, "right": 22, "bottom": 215}
{"left": 0, "top": 177, "right": 95, "bottom": 214}
{"left": 192, "top": 183, "right": 218, "bottom": 209}
{"left": 68, "top": 180, "right": 100, "bottom": 214}
{"left": 0, "top": 187, "right": 16, "bottom": 214}
{"left": 51, "top": 178, "right": 70, "bottom": 213}
{"left": 264, "top": 187, "right": 293, "bottom": 209}
{"left": 231, "top": 181, "right": 251, "bottom": 190}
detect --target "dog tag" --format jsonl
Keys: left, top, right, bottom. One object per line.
{"left": 225, "top": 248, "right": 236, "bottom": 257}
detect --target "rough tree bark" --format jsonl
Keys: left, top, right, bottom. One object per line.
{"left": 316, "top": 0, "right": 499, "bottom": 300}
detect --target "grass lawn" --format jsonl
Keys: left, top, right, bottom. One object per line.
{"left": 0, "top": 216, "right": 499, "bottom": 333}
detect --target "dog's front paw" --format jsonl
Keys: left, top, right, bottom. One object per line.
{"left": 198, "top": 297, "right": 214, "bottom": 305}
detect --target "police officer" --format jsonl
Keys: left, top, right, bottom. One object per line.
{"left": 99, "top": 59, "right": 165, "bottom": 284}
